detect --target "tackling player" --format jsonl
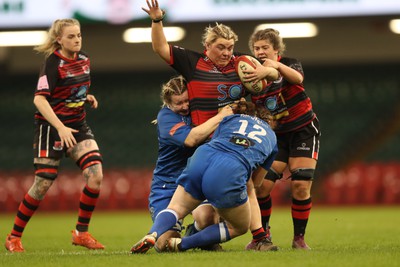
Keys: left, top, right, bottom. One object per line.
{"left": 148, "top": 75, "right": 233, "bottom": 251}
{"left": 131, "top": 101, "right": 278, "bottom": 253}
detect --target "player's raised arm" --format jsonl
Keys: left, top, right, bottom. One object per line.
{"left": 142, "top": 0, "right": 170, "bottom": 62}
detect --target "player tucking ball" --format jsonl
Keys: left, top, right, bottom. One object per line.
{"left": 235, "top": 55, "right": 279, "bottom": 94}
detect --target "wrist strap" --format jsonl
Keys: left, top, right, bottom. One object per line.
{"left": 152, "top": 10, "right": 166, "bottom": 23}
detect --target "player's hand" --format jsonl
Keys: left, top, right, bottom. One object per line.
{"left": 242, "top": 65, "right": 268, "bottom": 84}
{"left": 218, "top": 104, "right": 235, "bottom": 118}
{"left": 86, "top": 94, "right": 98, "bottom": 109}
{"left": 142, "top": 0, "right": 164, "bottom": 20}
{"left": 258, "top": 61, "right": 280, "bottom": 81}
{"left": 57, "top": 126, "right": 78, "bottom": 148}
{"left": 262, "top": 58, "right": 279, "bottom": 69}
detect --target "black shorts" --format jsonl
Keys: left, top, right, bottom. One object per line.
{"left": 274, "top": 117, "right": 321, "bottom": 163}
{"left": 33, "top": 120, "right": 95, "bottom": 159}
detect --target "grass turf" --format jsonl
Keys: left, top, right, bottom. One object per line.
{"left": 1, "top": 206, "right": 400, "bottom": 267}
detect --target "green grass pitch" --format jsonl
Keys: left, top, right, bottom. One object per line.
{"left": 1, "top": 206, "right": 400, "bottom": 267}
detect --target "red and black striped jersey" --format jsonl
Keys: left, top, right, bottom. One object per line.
{"left": 34, "top": 50, "right": 91, "bottom": 126}
{"left": 251, "top": 57, "right": 316, "bottom": 134}
{"left": 169, "top": 45, "right": 246, "bottom": 126}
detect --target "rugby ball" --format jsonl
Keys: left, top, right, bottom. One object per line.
{"left": 235, "top": 55, "right": 267, "bottom": 94}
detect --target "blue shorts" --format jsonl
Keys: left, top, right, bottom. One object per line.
{"left": 177, "top": 145, "right": 248, "bottom": 209}
{"left": 148, "top": 179, "right": 183, "bottom": 232}
{"left": 148, "top": 179, "right": 177, "bottom": 222}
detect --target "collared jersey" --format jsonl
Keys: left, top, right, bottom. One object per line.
{"left": 169, "top": 45, "right": 246, "bottom": 126}
{"left": 34, "top": 50, "right": 91, "bottom": 126}
{"left": 153, "top": 107, "right": 196, "bottom": 184}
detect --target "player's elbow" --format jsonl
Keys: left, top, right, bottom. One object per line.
{"left": 184, "top": 138, "right": 197, "bottom": 148}
{"left": 33, "top": 95, "right": 46, "bottom": 107}
{"left": 294, "top": 76, "right": 303, "bottom": 84}
{"left": 153, "top": 44, "right": 170, "bottom": 59}
{"left": 292, "top": 72, "right": 304, "bottom": 84}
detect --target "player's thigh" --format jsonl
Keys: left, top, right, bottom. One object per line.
{"left": 33, "top": 157, "right": 60, "bottom": 166}
{"left": 67, "top": 139, "right": 99, "bottom": 161}
{"left": 216, "top": 200, "right": 251, "bottom": 237}
{"left": 168, "top": 185, "right": 202, "bottom": 219}
{"left": 270, "top": 160, "right": 288, "bottom": 174}
{"left": 289, "top": 156, "right": 317, "bottom": 170}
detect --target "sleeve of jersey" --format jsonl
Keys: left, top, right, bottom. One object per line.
{"left": 260, "top": 143, "right": 278, "bottom": 170}
{"left": 286, "top": 57, "right": 304, "bottom": 77}
{"left": 158, "top": 108, "right": 192, "bottom": 147}
{"left": 34, "top": 57, "right": 58, "bottom": 97}
{"left": 170, "top": 45, "right": 200, "bottom": 81}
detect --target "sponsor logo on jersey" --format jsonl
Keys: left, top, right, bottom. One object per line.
{"left": 265, "top": 96, "right": 278, "bottom": 111}
{"left": 230, "top": 136, "right": 254, "bottom": 148}
{"left": 65, "top": 85, "right": 88, "bottom": 108}
{"left": 217, "top": 84, "right": 243, "bottom": 101}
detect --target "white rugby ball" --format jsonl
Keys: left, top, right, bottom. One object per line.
{"left": 235, "top": 55, "right": 267, "bottom": 94}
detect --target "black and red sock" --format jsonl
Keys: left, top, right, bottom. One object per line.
{"left": 292, "top": 197, "right": 312, "bottom": 236}
{"left": 76, "top": 185, "right": 100, "bottom": 232}
{"left": 258, "top": 195, "right": 272, "bottom": 231}
{"left": 11, "top": 194, "right": 41, "bottom": 237}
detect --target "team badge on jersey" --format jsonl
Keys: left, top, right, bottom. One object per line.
{"left": 53, "top": 141, "right": 63, "bottom": 151}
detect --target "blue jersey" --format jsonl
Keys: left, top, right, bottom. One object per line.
{"left": 153, "top": 107, "right": 195, "bottom": 184}
{"left": 208, "top": 114, "right": 277, "bottom": 175}
{"left": 177, "top": 114, "right": 277, "bottom": 209}
{"left": 149, "top": 107, "right": 195, "bottom": 223}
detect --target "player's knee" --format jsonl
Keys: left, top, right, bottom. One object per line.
{"left": 291, "top": 168, "right": 314, "bottom": 199}
{"left": 76, "top": 150, "right": 103, "bottom": 171}
{"left": 86, "top": 165, "right": 103, "bottom": 185}
{"left": 291, "top": 168, "right": 315, "bottom": 181}
{"left": 292, "top": 181, "right": 311, "bottom": 199}
{"left": 264, "top": 168, "right": 282, "bottom": 182}
{"left": 196, "top": 214, "right": 216, "bottom": 229}
{"left": 34, "top": 163, "right": 58, "bottom": 180}
{"left": 193, "top": 206, "right": 218, "bottom": 228}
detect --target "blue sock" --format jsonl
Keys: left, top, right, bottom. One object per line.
{"left": 180, "top": 222, "right": 231, "bottom": 250}
{"left": 149, "top": 209, "right": 178, "bottom": 238}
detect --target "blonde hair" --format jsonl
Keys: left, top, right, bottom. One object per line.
{"left": 248, "top": 28, "right": 286, "bottom": 56}
{"left": 151, "top": 75, "right": 188, "bottom": 124}
{"left": 201, "top": 22, "right": 238, "bottom": 47}
{"left": 34, "top": 18, "right": 81, "bottom": 58}
{"left": 160, "top": 75, "right": 187, "bottom": 107}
